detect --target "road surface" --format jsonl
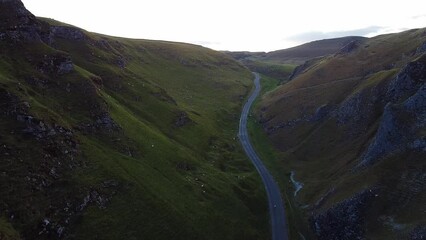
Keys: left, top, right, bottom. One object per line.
{"left": 238, "top": 73, "right": 288, "bottom": 240}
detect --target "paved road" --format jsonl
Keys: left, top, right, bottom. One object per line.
{"left": 238, "top": 73, "right": 288, "bottom": 240}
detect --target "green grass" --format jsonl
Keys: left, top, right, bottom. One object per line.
{"left": 242, "top": 60, "right": 296, "bottom": 83}
{"left": 0, "top": 17, "right": 269, "bottom": 240}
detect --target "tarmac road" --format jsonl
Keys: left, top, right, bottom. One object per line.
{"left": 238, "top": 72, "right": 288, "bottom": 240}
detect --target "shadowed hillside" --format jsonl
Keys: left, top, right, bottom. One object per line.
{"left": 256, "top": 29, "right": 426, "bottom": 239}
{"left": 0, "top": 1, "right": 269, "bottom": 239}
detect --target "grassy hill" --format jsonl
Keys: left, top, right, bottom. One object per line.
{"left": 254, "top": 29, "right": 426, "bottom": 239}
{"left": 226, "top": 36, "right": 365, "bottom": 83}
{"left": 262, "top": 36, "right": 366, "bottom": 65}
{"left": 0, "top": 1, "right": 269, "bottom": 239}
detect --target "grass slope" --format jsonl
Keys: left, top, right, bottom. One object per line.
{"left": 0, "top": 7, "right": 269, "bottom": 239}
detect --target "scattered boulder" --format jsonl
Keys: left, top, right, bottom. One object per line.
{"left": 176, "top": 161, "right": 196, "bottom": 171}
{"left": 116, "top": 55, "right": 127, "bottom": 69}
{"left": 409, "top": 225, "right": 426, "bottom": 240}
{"left": 37, "top": 53, "right": 74, "bottom": 75}
{"left": 151, "top": 88, "right": 177, "bottom": 105}
{"left": 78, "top": 112, "right": 120, "bottom": 133}
{"left": 173, "top": 111, "right": 193, "bottom": 128}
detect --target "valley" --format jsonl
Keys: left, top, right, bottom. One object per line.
{"left": 1, "top": 0, "right": 425, "bottom": 239}
{"left": 0, "top": 1, "right": 269, "bottom": 239}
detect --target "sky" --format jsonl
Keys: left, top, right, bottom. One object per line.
{"left": 21, "top": 0, "right": 426, "bottom": 52}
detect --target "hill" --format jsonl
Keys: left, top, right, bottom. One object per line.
{"left": 262, "top": 36, "right": 367, "bottom": 64}
{"left": 0, "top": 1, "right": 269, "bottom": 239}
{"left": 226, "top": 36, "right": 366, "bottom": 83}
{"left": 255, "top": 28, "right": 426, "bottom": 239}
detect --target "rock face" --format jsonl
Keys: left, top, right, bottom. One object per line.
{"left": 288, "top": 57, "right": 322, "bottom": 80}
{"left": 42, "top": 25, "right": 87, "bottom": 46}
{"left": 386, "top": 57, "right": 426, "bottom": 102}
{"left": 337, "top": 40, "right": 363, "bottom": 55}
{"left": 334, "top": 90, "right": 378, "bottom": 133}
{"left": 310, "top": 189, "right": 377, "bottom": 240}
{"left": 37, "top": 53, "right": 74, "bottom": 75}
{"left": 50, "top": 26, "right": 86, "bottom": 41}
{"left": 1, "top": 1, "right": 77, "bottom": 76}
{"left": 416, "top": 41, "right": 426, "bottom": 55}
{"left": 0, "top": 0, "right": 41, "bottom": 41}
{"left": 410, "top": 225, "right": 426, "bottom": 240}
{"left": 359, "top": 57, "right": 426, "bottom": 167}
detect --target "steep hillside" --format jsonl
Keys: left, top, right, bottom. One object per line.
{"left": 256, "top": 29, "right": 426, "bottom": 239}
{"left": 0, "top": 1, "right": 269, "bottom": 239}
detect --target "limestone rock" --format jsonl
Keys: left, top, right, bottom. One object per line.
{"left": 310, "top": 189, "right": 377, "bottom": 240}
{"left": 386, "top": 56, "right": 426, "bottom": 102}
{"left": 359, "top": 84, "right": 426, "bottom": 167}
{"left": 337, "top": 40, "right": 362, "bottom": 55}
{"left": 0, "top": 0, "right": 41, "bottom": 41}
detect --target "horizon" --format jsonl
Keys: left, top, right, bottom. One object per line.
{"left": 20, "top": 0, "right": 426, "bottom": 52}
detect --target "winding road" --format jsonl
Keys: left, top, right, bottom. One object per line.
{"left": 238, "top": 73, "right": 288, "bottom": 240}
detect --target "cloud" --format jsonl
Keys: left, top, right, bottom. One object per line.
{"left": 284, "top": 26, "right": 386, "bottom": 43}
{"left": 194, "top": 40, "right": 221, "bottom": 46}
{"left": 412, "top": 14, "right": 426, "bottom": 19}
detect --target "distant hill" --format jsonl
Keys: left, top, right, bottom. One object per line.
{"left": 0, "top": 1, "right": 269, "bottom": 239}
{"left": 263, "top": 36, "right": 367, "bottom": 64}
{"left": 256, "top": 28, "right": 426, "bottom": 239}
{"left": 226, "top": 36, "right": 367, "bottom": 65}
{"left": 225, "top": 36, "right": 367, "bottom": 82}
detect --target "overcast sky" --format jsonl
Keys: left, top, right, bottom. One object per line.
{"left": 22, "top": 0, "right": 426, "bottom": 52}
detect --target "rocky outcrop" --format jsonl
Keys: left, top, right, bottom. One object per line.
{"left": 0, "top": 87, "right": 123, "bottom": 239}
{"left": 288, "top": 57, "right": 323, "bottom": 80}
{"left": 41, "top": 25, "right": 87, "bottom": 46}
{"left": 49, "top": 26, "right": 86, "bottom": 41}
{"left": 337, "top": 40, "right": 363, "bottom": 55}
{"left": 416, "top": 41, "right": 426, "bottom": 55}
{"left": 151, "top": 88, "right": 177, "bottom": 105}
{"left": 386, "top": 56, "right": 426, "bottom": 102}
{"left": 77, "top": 112, "right": 121, "bottom": 133}
{"left": 312, "top": 104, "right": 332, "bottom": 122}
{"left": 359, "top": 84, "right": 425, "bottom": 167}
{"left": 0, "top": 0, "right": 41, "bottom": 42}
{"left": 173, "top": 111, "right": 194, "bottom": 128}
{"left": 358, "top": 56, "right": 426, "bottom": 168}
{"left": 310, "top": 189, "right": 377, "bottom": 240}
{"left": 409, "top": 225, "right": 426, "bottom": 240}
{"left": 37, "top": 53, "right": 74, "bottom": 75}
